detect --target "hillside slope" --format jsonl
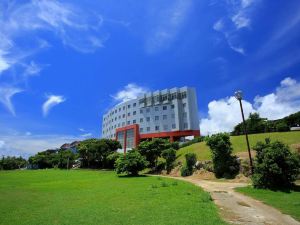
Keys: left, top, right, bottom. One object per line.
{"left": 177, "top": 131, "right": 300, "bottom": 162}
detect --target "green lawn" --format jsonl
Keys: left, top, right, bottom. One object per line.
{"left": 236, "top": 186, "right": 300, "bottom": 221}
{"left": 0, "top": 170, "right": 227, "bottom": 225}
{"left": 177, "top": 131, "right": 300, "bottom": 162}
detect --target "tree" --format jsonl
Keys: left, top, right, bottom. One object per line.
{"left": 106, "top": 152, "right": 122, "bottom": 169}
{"left": 161, "top": 148, "right": 176, "bottom": 173}
{"left": 0, "top": 156, "right": 27, "bottom": 170}
{"left": 206, "top": 133, "right": 240, "bottom": 178}
{"left": 77, "top": 139, "right": 121, "bottom": 168}
{"left": 275, "top": 121, "right": 290, "bottom": 132}
{"left": 138, "top": 138, "right": 178, "bottom": 169}
{"left": 115, "top": 150, "right": 149, "bottom": 176}
{"left": 252, "top": 139, "right": 300, "bottom": 189}
{"left": 232, "top": 113, "right": 266, "bottom": 135}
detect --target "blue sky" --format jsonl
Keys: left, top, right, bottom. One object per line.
{"left": 1, "top": 0, "right": 300, "bottom": 157}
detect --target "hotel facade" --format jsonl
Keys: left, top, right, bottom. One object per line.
{"left": 101, "top": 87, "right": 200, "bottom": 150}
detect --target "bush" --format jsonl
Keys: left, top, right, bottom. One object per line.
{"left": 161, "top": 148, "right": 176, "bottom": 173}
{"left": 275, "top": 121, "right": 290, "bottom": 132}
{"left": 106, "top": 152, "right": 122, "bottom": 169}
{"left": 185, "top": 153, "right": 197, "bottom": 169}
{"left": 115, "top": 150, "right": 149, "bottom": 176}
{"left": 180, "top": 165, "right": 193, "bottom": 177}
{"left": 206, "top": 133, "right": 240, "bottom": 178}
{"left": 180, "top": 153, "right": 197, "bottom": 177}
{"left": 252, "top": 139, "right": 300, "bottom": 189}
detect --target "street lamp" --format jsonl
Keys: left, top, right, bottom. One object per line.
{"left": 234, "top": 90, "right": 254, "bottom": 175}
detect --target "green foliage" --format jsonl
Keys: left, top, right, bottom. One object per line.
{"left": 138, "top": 138, "right": 178, "bottom": 169}
{"left": 275, "top": 121, "right": 290, "bottom": 132}
{"left": 180, "top": 165, "right": 193, "bottom": 177}
{"left": 179, "top": 136, "right": 204, "bottom": 148}
{"left": 180, "top": 153, "right": 197, "bottom": 177}
{"left": 29, "top": 149, "right": 76, "bottom": 169}
{"left": 77, "top": 138, "right": 121, "bottom": 168}
{"left": 115, "top": 150, "right": 149, "bottom": 176}
{"left": 161, "top": 148, "right": 176, "bottom": 173}
{"left": 232, "top": 113, "right": 266, "bottom": 135}
{"left": 252, "top": 139, "right": 300, "bottom": 189}
{"left": 0, "top": 156, "right": 27, "bottom": 170}
{"left": 206, "top": 133, "right": 240, "bottom": 178}
{"left": 106, "top": 152, "right": 122, "bottom": 169}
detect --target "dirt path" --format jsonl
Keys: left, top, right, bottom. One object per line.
{"left": 168, "top": 176, "right": 300, "bottom": 225}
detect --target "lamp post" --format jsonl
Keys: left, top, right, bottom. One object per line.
{"left": 234, "top": 90, "right": 254, "bottom": 175}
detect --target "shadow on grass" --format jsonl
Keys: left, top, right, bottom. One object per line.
{"left": 117, "top": 174, "right": 148, "bottom": 178}
{"left": 255, "top": 185, "right": 300, "bottom": 193}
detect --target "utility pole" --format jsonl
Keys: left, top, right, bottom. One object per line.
{"left": 234, "top": 90, "right": 254, "bottom": 175}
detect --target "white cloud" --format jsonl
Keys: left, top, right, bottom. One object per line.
{"left": 0, "top": 86, "right": 23, "bottom": 116}
{"left": 112, "top": 83, "right": 149, "bottom": 103}
{"left": 78, "top": 128, "right": 86, "bottom": 132}
{"left": 0, "top": 133, "right": 80, "bottom": 158}
{"left": 23, "top": 61, "right": 43, "bottom": 76}
{"left": 145, "top": 0, "right": 192, "bottom": 54}
{"left": 200, "top": 77, "right": 300, "bottom": 135}
{"left": 81, "top": 133, "right": 92, "bottom": 138}
{"left": 42, "top": 95, "right": 66, "bottom": 117}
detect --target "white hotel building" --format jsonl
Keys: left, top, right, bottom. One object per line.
{"left": 102, "top": 87, "right": 200, "bottom": 150}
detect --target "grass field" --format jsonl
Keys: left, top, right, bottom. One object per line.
{"left": 236, "top": 186, "right": 300, "bottom": 221}
{"left": 177, "top": 131, "right": 300, "bottom": 162}
{"left": 0, "top": 170, "right": 227, "bottom": 225}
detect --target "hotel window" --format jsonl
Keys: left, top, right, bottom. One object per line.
{"left": 183, "top": 112, "right": 187, "bottom": 118}
{"left": 155, "top": 106, "right": 159, "bottom": 111}
{"left": 123, "top": 106, "right": 125, "bottom": 110}
{"left": 128, "top": 112, "right": 130, "bottom": 116}
{"left": 183, "top": 103, "right": 186, "bottom": 108}
{"left": 127, "top": 104, "right": 131, "bottom": 108}
{"left": 133, "top": 103, "right": 137, "bottom": 107}
{"left": 147, "top": 127, "right": 150, "bottom": 132}
{"left": 155, "top": 126, "right": 160, "bottom": 131}
{"left": 172, "top": 124, "right": 176, "bottom": 129}
{"left": 119, "top": 108, "right": 121, "bottom": 112}
{"left": 171, "top": 114, "right": 175, "bottom": 119}
{"left": 146, "top": 108, "right": 150, "bottom": 113}
{"left": 114, "top": 125, "right": 116, "bottom": 128}
{"left": 123, "top": 114, "right": 125, "bottom": 118}
{"left": 122, "top": 122, "right": 125, "bottom": 126}
{"left": 163, "top": 125, "right": 168, "bottom": 130}
{"left": 163, "top": 105, "right": 167, "bottom": 110}
{"left": 163, "top": 115, "right": 167, "bottom": 120}
{"left": 146, "top": 117, "right": 150, "bottom": 122}
{"left": 127, "top": 121, "right": 131, "bottom": 125}
{"left": 118, "top": 123, "right": 120, "bottom": 127}
{"left": 171, "top": 104, "right": 175, "bottom": 109}
{"left": 133, "top": 119, "right": 136, "bottom": 124}
{"left": 115, "top": 117, "right": 117, "bottom": 121}
{"left": 119, "top": 115, "right": 121, "bottom": 119}
{"left": 140, "top": 109, "right": 143, "bottom": 113}
{"left": 115, "top": 109, "right": 117, "bottom": 113}
{"left": 155, "top": 116, "right": 159, "bottom": 121}
{"left": 184, "top": 123, "right": 188, "bottom": 129}
{"left": 140, "top": 118, "right": 143, "bottom": 123}
{"left": 140, "top": 128, "right": 143, "bottom": 132}
{"left": 133, "top": 111, "right": 136, "bottom": 115}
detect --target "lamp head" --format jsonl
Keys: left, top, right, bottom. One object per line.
{"left": 234, "top": 90, "right": 243, "bottom": 100}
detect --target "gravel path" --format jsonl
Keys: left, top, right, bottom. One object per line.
{"left": 169, "top": 176, "right": 300, "bottom": 225}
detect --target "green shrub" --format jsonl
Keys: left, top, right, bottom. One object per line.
{"left": 106, "top": 152, "right": 122, "bottom": 169}
{"left": 206, "top": 133, "right": 240, "bottom": 178}
{"left": 275, "top": 121, "right": 290, "bottom": 132}
{"left": 252, "top": 139, "right": 300, "bottom": 189}
{"left": 115, "top": 150, "right": 149, "bottom": 176}
{"left": 161, "top": 148, "right": 176, "bottom": 173}
{"left": 185, "top": 153, "right": 197, "bottom": 170}
{"left": 180, "top": 165, "right": 193, "bottom": 177}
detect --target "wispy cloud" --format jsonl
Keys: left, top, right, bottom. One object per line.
{"left": 212, "top": 0, "right": 259, "bottom": 54}
{"left": 145, "top": 0, "right": 192, "bottom": 54}
{"left": 0, "top": 0, "right": 108, "bottom": 101}
{"left": 42, "top": 94, "right": 66, "bottom": 117}
{"left": 0, "top": 86, "right": 23, "bottom": 116}
{"left": 81, "top": 133, "right": 92, "bottom": 138}
{"left": 112, "top": 83, "right": 149, "bottom": 103}
{"left": 200, "top": 77, "right": 300, "bottom": 135}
